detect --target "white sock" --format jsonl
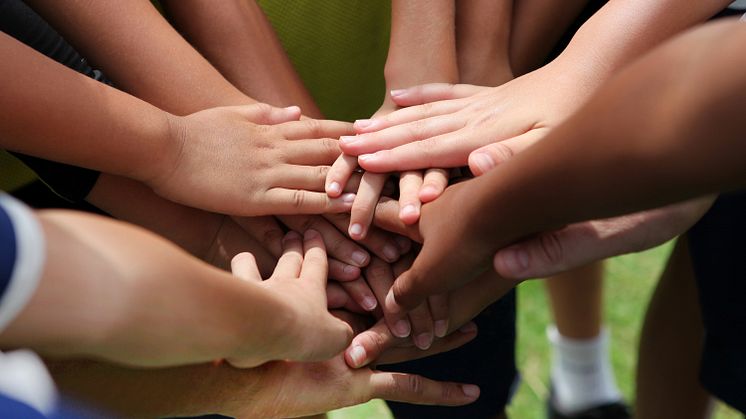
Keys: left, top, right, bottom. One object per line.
{"left": 548, "top": 325, "right": 623, "bottom": 415}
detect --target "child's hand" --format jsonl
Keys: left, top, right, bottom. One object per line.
{"left": 381, "top": 179, "right": 504, "bottom": 317}
{"left": 364, "top": 255, "right": 450, "bottom": 349}
{"left": 243, "top": 350, "right": 479, "bottom": 418}
{"left": 226, "top": 229, "right": 353, "bottom": 367}
{"left": 150, "top": 103, "right": 357, "bottom": 216}
{"left": 347, "top": 268, "right": 513, "bottom": 369}
{"left": 338, "top": 66, "right": 590, "bottom": 174}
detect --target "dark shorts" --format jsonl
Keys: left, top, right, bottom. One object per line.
{"left": 382, "top": 290, "right": 517, "bottom": 418}
{"left": 688, "top": 191, "right": 746, "bottom": 414}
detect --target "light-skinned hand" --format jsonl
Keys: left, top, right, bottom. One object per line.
{"left": 151, "top": 103, "right": 357, "bottom": 216}
{"left": 226, "top": 229, "right": 353, "bottom": 367}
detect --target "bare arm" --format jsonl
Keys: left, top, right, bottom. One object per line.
{"left": 388, "top": 18, "right": 746, "bottom": 311}
{"left": 385, "top": 0, "right": 459, "bottom": 100}
{"left": 0, "top": 32, "right": 173, "bottom": 181}
{"left": 162, "top": 0, "right": 323, "bottom": 117}
{"left": 456, "top": 0, "right": 514, "bottom": 86}
{"left": 25, "top": 0, "right": 254, "bottom": 113}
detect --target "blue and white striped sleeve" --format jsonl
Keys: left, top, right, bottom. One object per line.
{"left": 0, "top": 194, "right": 45, "bottom": 332}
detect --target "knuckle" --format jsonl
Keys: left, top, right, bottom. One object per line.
{"left": 418, "top": 102, "right": 434, "bottom": 115}
{"left": 352, "top": 201, "right": 375, "bottom": 217}
{"left": 538, "top": 232, "right": 564, "bottom": 265}
{"left": 490, "top": 142, "right": 515, "bottom": 165}
{"left": 441, "top": 383, "right": 456, "bottom": 400}
{"left": 291, "top": 189, "right": 307, "bottom": 209}
{"left": 366, "top": 263, "right": 390, "bottom": 281}
{"left": 407, "top": 374, "right": 425, "bottom": 396}
{"left": 406, "top": 119, "right": 427, "bottom": 139}
{"left": 303, "top": 119, "right": 322, "bottom": 137}
{"left": 253, "top": 102, "right": 272, "bottom": 115}
{"left": 316, "top": 165, "right": 330, "bottom": 182}
{"left": 322, "top": 138, "right": 341, "bottom": 156}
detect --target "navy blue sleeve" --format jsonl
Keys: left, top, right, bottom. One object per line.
{"left": 0, "top": 203, "right": 16, "bottom": 300}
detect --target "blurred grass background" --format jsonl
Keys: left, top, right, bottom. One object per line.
{"left": 329, "top": 240, "right": 742, "bottom": 418}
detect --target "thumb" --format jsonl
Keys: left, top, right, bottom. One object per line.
{"left": 389, "top": 83, "right": 486, "bottom": 107}
{"left": 493, "top": 222, "right": 607, "bottom": 279}
{"left": 234, "top": 103, "right": 302, "bottom": 125}
{"left": 468, "top": 129, "right": 545, "bottom": 176}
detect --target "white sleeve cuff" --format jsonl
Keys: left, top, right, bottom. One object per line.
{"left": 0, "top": 195, "right": 45, "bottom": 332}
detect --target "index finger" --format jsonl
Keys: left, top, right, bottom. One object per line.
{"left": 300, "top": 229, "right": 329, "bottom": 287}
{"left": 278, "top": 119, "right": 354, "bottom": 140}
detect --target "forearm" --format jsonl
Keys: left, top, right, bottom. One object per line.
{"left": 473, "top": 20, "right": 746, "bottom": 247}
{"left": 85, "top": 175, "right": 223, "bottom": 259}
{"left": 386, "top": 0, "right": 458, "bottom": 91}
{"left": 0, "top": 33, "right": 172, "bottom": 182}
{"left": 163, "top": 0, "right": 323, "bottom": 118}
{"left": 0, "top": 211, "right": 290, "bottom": 367}
{"left": 509, "top": 0, "right": 588, "bottom": 75}
{"left": 456, "top": 0, "right": 514, "bottom": 86}
{"left": 549, "top": 0, "right": 731, "bottom": 90}
{"left": 26, "top": 0, "right": 254, "bottom": 114}
{"left": 48, "top": 360, "right": 262, "bottom": 418}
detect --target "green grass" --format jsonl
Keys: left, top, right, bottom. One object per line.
{"left": 330, "top": 241, "right": 743, "bottom": 418}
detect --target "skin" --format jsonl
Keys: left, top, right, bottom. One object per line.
{"left": 0, "top": 209, "right": 352, "bottom": 368}
{"left": 23, "top": 0, "right": 395, "bottom": 286}
{"left": 47, "top": 326, "right": 479, "bottom": 419}
{"left": 635, "top": 238, "right": 714, "bottom": 419}
{"left": 321, "top": 0, "right": 460, "bottom": 349}
{"left": 456, "top": 0, "right": 514, "bottom": 85}
{"left": 0, "top": 33, "right": 358, "bottom": 217}
{"left": 341, "top": 0, "right": 731, "bottom": 173}
{"left": 384, "top": 18, "right": 746, "bottom": 313}
{"left": 161, "top": 0, "right": 324, "bottom": 118}
{"left": 15, "top": 0, "right": 404, "bottom": 310}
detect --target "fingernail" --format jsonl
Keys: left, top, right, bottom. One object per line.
{"left": 283, "top": 105, "right": 301, "bottom": 112}
{"left": 361, "top": 296, "right": 378, "bottom": 311}
{"left": 500, "top": 247, "right": 529, "bottom": 276}
{"left": 283, "top": 231, "right": 301, "bottom": 242}
{"left": 354, "top": 119, "right": 374, "bottom": 129}
{"left": 349, "top": 223, "right": 364, "bottom": 238}
{"left": 340, "top": 135, "right": 358, "bottom": 145}
{"left": 348, "top": 345, "right": 366, "bottom": 367}
{"left": 390, "top": 89, "right": 406, "bottom": 98}
{"left": 327, "top": 181, "right": 341, "bottom": 195}
{"left": 358, "top": 153, "right": 377, "bottom": 162}
{"left": 400, "top": 204, "right": 418, "bottom": 218}
{"left": 459, "top": 322, "right": 477, "bottom": 334}
{"left": 385, "top": 291, "right": 401, "bottom": 314}
{"left": 461, "top": 384, "right": 480, "bottom": 398}
{"left": 351, "top": 250, "right": 369, "bottom": 266}
{"left": 471, "top": 152, "right": 496, "bottom": 173}
{"left": 303, "top": 229, "right": 319, "bottom": 240}
{"left": 343, "top": 264, "right": 359, "bottom": 276}
{"left": 393, "top": 320, "right": 411, "bottom": 338}
{"left": 341, "top": 193, "right": 356, "bottom": 205}
{"left": 415, "top": 332, "right": 433, "bottom": 350}
{"left": 394, "top": 236, "right": 411, "bottom": 253}
{"left": 434, "top": 320, "right": 448, "bottom": 338}
{"left": 382, "top": 244, "right": 399, "bottom": 262}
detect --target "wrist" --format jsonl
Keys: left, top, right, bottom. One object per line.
{"left": 140, "top": 112, "right": 188, "bottom": 189}
{"left": 224, "top": 282, "right": 300, "bottom": 364}
{"left": 384, "top": 55, "right": 458, "bottom": 90}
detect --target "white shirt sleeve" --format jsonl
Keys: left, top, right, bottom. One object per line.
{"left": 0, "top": 194, "right": 45, "bottom": 332}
